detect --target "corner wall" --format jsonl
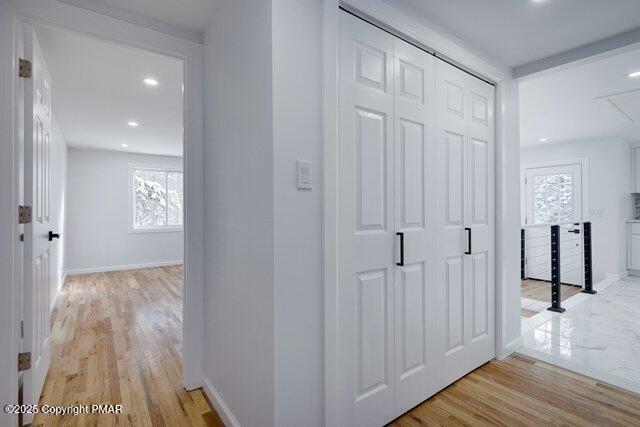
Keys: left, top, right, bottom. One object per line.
{"left": 202, "top": 1, "right": 275, "bottom": 425}
{"left": 65, "top": 148, "right": 183, "bottom": 274}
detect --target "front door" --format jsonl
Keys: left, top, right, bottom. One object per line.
{"left": 524, "top": 164, "right": 583, "bottom": 285}
{"left": 23, "top": 25, "right": 53, "bottom": 424}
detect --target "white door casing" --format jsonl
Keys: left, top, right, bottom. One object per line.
{"left": 338, "top": 11, "right": 496, "bottom": 426}
{"left": 22, "top": 25, "right": 52, "bottom": 424}
{"left": 435, "top": 59, "right": 496, "bottom": 389}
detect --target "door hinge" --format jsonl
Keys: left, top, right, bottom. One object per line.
{"left": 18, "top": 352, "right": 31, "bottom": 372}
{"left": 18, "top": 205, "right": 32, "bottom": 224}
{"left": 18, "top": 58, "right": 32, "bottom": 78}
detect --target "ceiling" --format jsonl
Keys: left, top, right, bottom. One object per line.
{"left": 37, "top": 26, "right": 183, "bottom": 157}
{"left": 520, "top": 47, "right": 640, "bottom": 148}
{"left": 59, "top": 0, "right": 221, "bottom": 41}
{"left": 381, "top": 0, "right": 640, "bottom": 68}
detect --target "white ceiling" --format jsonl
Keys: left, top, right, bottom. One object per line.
{"left": 59, "top": 0, "right": 221, "bottom": 41}
{"left": 520, "top": 47, "right": 640, "bottom": 148}
{"left": 381, "top": 0, "right": 640, "bottom": 68}
{"left": 37, "top": 26, "right": 183, "bottom": 157}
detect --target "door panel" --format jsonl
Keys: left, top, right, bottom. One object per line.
{"left": 436, "top": 60, "right": 495, "bottom": 389}
{"left": 23, "top": 25, "right": 52, "bottom": 424}
{"left": 339, "top": 12, "right": 395, "bottom": 426}
{"left": 339, "top": 10, "right": 495, "bottom": 426}
{"left": 393, "top": 37, "right": 437, "bottom": 415}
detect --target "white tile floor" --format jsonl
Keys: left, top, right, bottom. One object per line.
{"left": 518, "top": 276, "right": 640, "bottom": 394}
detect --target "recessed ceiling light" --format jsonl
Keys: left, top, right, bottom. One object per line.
{"left": 628, "top": 71, "right": 640, "bottom": 78}
{"left": 121, "top": 143, "right": 128, "bottom": 148}
{"left": 539, "top": 138, "right": 548, "bottom": 142}
{"left": 127, "top": 121, "right": 139, "bottom": 127}
{"left": 143, "top": 77, "right": 159, "bottom": 86}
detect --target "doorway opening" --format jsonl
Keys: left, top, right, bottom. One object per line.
{"left": 17, "top": 21, "right": 215, "bottom": 425}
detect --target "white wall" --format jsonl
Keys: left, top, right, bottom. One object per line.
{"left": 50, "top": 118, "right": 67, "bottom": 308}
{"left": 65, "top": 148, "right": 183, "bottom": 273}
{"left": 521, "top": 137, "right": 632, "bottom": 282}
{"left": 203, "top": 1, "right": 275, "bottom": 426}
{"left": 272, "top": 0, "right": 324, "bottom": 426}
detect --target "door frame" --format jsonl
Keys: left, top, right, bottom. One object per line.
{"left": 520, "top": 158, "right": 590, "bottom": 226}
{"left": 323, "top": 1, "right": 519, "bottom": 424}
{"left": 8, "top": 0, "right": 205, "bottom": 411}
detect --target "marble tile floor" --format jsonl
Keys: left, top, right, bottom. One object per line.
{"left": 518, "top": 276, "right": 640, "bottom": 394}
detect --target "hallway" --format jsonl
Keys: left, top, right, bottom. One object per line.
{"left": 32, "top": 266, "right": 222, "bottom": 426}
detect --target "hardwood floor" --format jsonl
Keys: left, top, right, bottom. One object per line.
{"left": 521, "top": 278, "right": 582, "bottom": 303}
{"left": 34, "top": 267, "right": 640, "bottom": 426}
{"left": 391, "top": 353, "right": 640, "bottom": 426}
{"left": 32, "top": 266, "right": 223, "bottom": 427}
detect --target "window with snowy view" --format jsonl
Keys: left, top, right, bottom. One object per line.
{"left": 132, "top": 167, "right": 183, "bottom": 231}
{"left": 533, "top": 173, "right": 573, "bottom": 224}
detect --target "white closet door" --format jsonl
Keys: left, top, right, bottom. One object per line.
{"left": 435, "top": 60, "right": 495, "bottom": 389}
{"left": 392, "top": 37, "right": 439, "bottom": 414}
{"left": 338, "top": 11, "right": 396, "bottom": 427}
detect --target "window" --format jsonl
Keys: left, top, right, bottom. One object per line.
{"left": 131, "top": 165, "right": 183, "bottom": 232}
{"left": 533, "top": 173, "right": 574, "bottom": 224}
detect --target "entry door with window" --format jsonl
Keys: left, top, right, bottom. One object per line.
{"left": 22, "top": 25, "right": 53, "bottom": 423}
{"left": 337, "top": 11, "right": 495, "bottom": 426}
{"left": 524, "top": 164, "right": 583, "bottom": 284}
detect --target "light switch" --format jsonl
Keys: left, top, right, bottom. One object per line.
{"left": 297, "top": 160, "right": 312, "bottom": 189}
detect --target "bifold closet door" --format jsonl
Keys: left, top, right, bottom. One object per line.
{"left": 338, "top": 11, "right": 396, "bottom": 427}
{"left": 392, "top": 37, "right": 438, "bottom": 415}
{"left": 435, "top": 60, "right": 495, "bottom": 389}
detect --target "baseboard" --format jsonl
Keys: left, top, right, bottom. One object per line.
{"left": 497, "top": 335, "right": 524, "bottom": 360}
{"left": 606, "top": 271, "right": 628, "bottom": 281}
{"left": 65, "top": 260, "right": 182, "bottom": 276}
{"left": 202, "top": 376, "right": 240, "bottom": 427}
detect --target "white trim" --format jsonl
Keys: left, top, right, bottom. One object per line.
{"left": 128, "top": 163, "right": 184, "bottom": 234}
{"left": 66, "top": 260, "right": 182, "bottom": 276}
{"left": 497, "top": 336, "right": 524, "bottom": 360}
{"left": 49, "top": 273, "right": 65, "bottom": 315}
{"left": 12, "top": 0, "right": 205, "bottom": 392}
{"left": 323, "top": 1, "right": 517, "bottom": 425}
{"left": 202, "top": 376, "right": 241, "bottom": 427}
{"left": 520, "top": 158, "right": 591, "bottom": 226}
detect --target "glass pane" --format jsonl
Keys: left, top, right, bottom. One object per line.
{"left": 167, "top": 172, "right": 183, "bottom": 226}
{"left": 533, "top": 173, "right": 573, "bottom": 224}
{"left": 134, "top": 169, "right": 167, "bottom": 227}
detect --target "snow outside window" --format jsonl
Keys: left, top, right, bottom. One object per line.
{"left": 132, "top": 166, "right": 183, "bottom": 231}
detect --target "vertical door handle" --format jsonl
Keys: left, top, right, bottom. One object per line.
{"left": 465, "top": 227, "right": 472, "bottom": 255}
{"left": 396, "top": 232, "right": 404, "bottom": 266}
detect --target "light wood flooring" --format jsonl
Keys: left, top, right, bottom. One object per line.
{"left": 391, "top": 353, "right": 640, "bottom": 426}
{"left": 34, "top": 267, "right": 640, "bottom": 426}
{"left": 521, "top": 278, "right": 582, "bottom": 303}
{"left": 32, "top": 266, "right": 224, "bottom": 426}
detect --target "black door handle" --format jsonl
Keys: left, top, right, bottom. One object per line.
{"left": 465, "top": 227, "right": 472, "bottom": 255}
{"left": 49, "top": 231, "right": 60, "bottom": 241}
{"left": 396, "top": 232, "right": 404, "bottom": 266}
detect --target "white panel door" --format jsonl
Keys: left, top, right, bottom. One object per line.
{"left": 392, "top": 37, "right": 439, "bottom": 414}
{"left": 23, "top": 26, "right": 53, "bottom": 423}
{"left": 524, "top": 164, "right": 583, "bottom": 285}
{"left": 435, "top": 60, "right": 495, "bottom": 389}
{"left": 338, "top": 12, "right": 396, "bottom": 427}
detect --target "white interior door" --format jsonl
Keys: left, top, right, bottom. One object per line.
{"left": 23, "top": 25, "right": 53, "bottom": 423}
{"left": 392, "top": 36, "right": 439, "bottom": 415}
{"left": 435, "top": 59, "right": 495, "bottom": 389}
{"left": 524, "top": 164, "right": 583, "bottom": 285}
{"left": 338, "top": 12, "right": 396, "bottom": 426}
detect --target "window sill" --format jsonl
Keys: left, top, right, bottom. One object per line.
{"left": 129, "top": 227, "right": 183, "bottom": 234}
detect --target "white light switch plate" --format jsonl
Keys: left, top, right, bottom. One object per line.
{"left": 297, "top": 160, "right": 312, "bottom": 189}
